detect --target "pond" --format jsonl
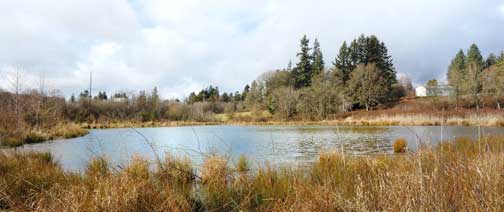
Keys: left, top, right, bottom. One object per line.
{"left": 21, "top": 125, "right": 504, "bottom": 172}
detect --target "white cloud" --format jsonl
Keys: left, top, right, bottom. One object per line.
{"left": 1, "top": 0, "right": 504, "bottom": 98}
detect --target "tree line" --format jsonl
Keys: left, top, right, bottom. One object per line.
{"left": 242, "top": 34, "right": 404, "bottom": 120}
{"left": 447, "top": 44, "right": 504, "bottom": 109}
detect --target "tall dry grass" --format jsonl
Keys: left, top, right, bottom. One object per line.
{"left": 1, "top": 137, "right": 504, "bottom": 211}
{"left": 0, "top": 123, "right": 88, "bottom": 148}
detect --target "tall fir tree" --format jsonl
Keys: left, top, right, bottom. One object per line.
{"left": 466, "top": 43, "right": 484, "bottom": 67}
{"left": 447, "top": 49, "right": 467, "bottom": 108}
{"left": 465, "top": 44, "right": 484, "bottom": 107}
{"left": 333, "top": 41, "right": 354, "bottom": 83}
{"left": 448, "top": 50, "right": 467, "bottom": 71}
{"left": 292, "top": 35, "right": 313, "bottom": 88}
{"left": 242, "top": 84, "right": 250, "bottom": 101}
{"left": 311, "top": 38, "right": 325, "bottom": 77}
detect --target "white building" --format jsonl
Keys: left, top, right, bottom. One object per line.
{"left": 415, "top": 86, "right": 427, "bottom": 97}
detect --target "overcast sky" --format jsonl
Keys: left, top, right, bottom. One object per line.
{"left": 1, "top": 0, "right": 504, "bottom": 99}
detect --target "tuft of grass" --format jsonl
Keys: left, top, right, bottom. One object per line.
{"left": 235, "top": 154, "right": 250, "bottom": 172}
{"left": 85, "top": 156, "right": 110, "bottom": 178}
{"left": 158, "top": 154, "right": 195, "bottom": 185}
{"left": 393, "top": 138, "right": 408, "bottom": 153}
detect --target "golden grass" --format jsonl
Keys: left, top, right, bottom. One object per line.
{"left": 1, "top": 124, "right": 89, "bottom": 147}
{"left": 2, "top": 137, "right": 504, "bottom": 211}
{"left": 335, "top": 113, "right": 504, "bottom": 127}
{"left": 235, "top": 154, "right": 250, "bottom": 172}
{"left": 80, "top": 120, "right": 222, "bottom": 129}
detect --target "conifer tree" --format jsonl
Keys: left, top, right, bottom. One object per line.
{"left": 447, "top": 49, "right": 467, "bottom": 108}
{"left": 292, "top": 35, "right": 313, "bottom": 88}
{"left": 485, "top": 53, "right": 497, "bottom": 68}
{"left": 333, "top": 41, "right": 354, "bottom": 83}
{"left": 70, "top": 94, "right": 76, "bottom": 103}
{"left": 466, "top": 43, "right": 484, "bottom": 67}
{"left": 242, "top": 84, "right": 250, "bottom": 101}
{"left": 465, "top": 44, "right": 484, "bottom": 109}
{"left": 311, "top": 38, "right": 325, "bottom": 77}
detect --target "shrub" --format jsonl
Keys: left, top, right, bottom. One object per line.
{"left": 393, "top": 138, "right": 407, "bottom": 153}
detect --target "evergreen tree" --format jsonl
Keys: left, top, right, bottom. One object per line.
{"left": 79, "top": 90, "right": 89, "bottom": 99}
{"left": 485, "top": 53, "right": 497, "bottom": 68}
{"left": 333, "top": 41, "right": 354, "bottom": 83}
{"left": 70, "top": 94, "right": 76, "bottom": 103}
{"left": 136, "top": 91, "right": 148, "bottom": 121}
{"left": 221, "top": 92, "right": 230, "bottom": 102}
{"left": 102, "top": 91, "right": 108, "bottom": 100}
{"left": 348, "top": 39, "right": 361, "bottom": 66}
{"left": 187, "top": 92, "right": 198, "bottom": 104}
{"left": 311, "top": 38, "right": 325, "bottom": 77}
{"left": 366, "top": 35, "right": 396, "bottom": 84}
{"left": 151, "top": 87, "right": 160, "bottom": 120}
{"left": 234, "top": 91, "right": 242, "bottom": 101}
{"left": 449, "top": 50, "right": 467, "bottom": 71}
{"left": 345, "top": 35, "right": 396, "bottom": 85}
{"left": 242, "top": 84, "right": 250, "bottom": 101}
{"left": 447, "top": 49, "right": 467, "bottom": 108}
{"left": 465, "top": 44, "right": 484, "bottom": 109}
{"left": 466, "top": 43, "right": 484, "bottom": 67}
{"left": 286, "top": 60, "right": 293, "bottom": 71}
{"left": 292, "top": 35, "right": 313, "bottom": 88}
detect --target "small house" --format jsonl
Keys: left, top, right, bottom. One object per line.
{"left": 415, "top": 86, "right": 427, "bottom": 97}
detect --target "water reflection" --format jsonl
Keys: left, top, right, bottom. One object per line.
{"left": 21, "top": 125, "right": 504, "bottom": 172}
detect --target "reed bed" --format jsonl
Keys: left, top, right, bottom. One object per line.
{"left": 337, "top": 113, "right": 504, "bottom": 127}
{"left": 1, "top": 137, "right": 504, "bottom": 211}
{"left": 0, "top": 123, "right": 89, "bottom": 148}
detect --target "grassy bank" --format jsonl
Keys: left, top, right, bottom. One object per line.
{"left": 0, "top": 124, "right": 88, "bottom": 148}
{"left": 73, "top": 110, "right": 504, "bottom": 130}
{"left": 1, "top": 137, "right": 504, "bottom": 211}
{"left": 79, "top": 120, "right": 223, "bottom": 129}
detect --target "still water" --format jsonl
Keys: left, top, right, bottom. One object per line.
{"left": 22, "top": 125, "right": 504, "bottom": 172}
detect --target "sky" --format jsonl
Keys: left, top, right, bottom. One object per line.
{"left": 1, "top": 0, "right": 504, "bottom": 99}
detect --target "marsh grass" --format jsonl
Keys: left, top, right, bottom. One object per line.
{"left": 2, "top": 137, "right": 504, "bottom": 211}
{"left": 0, "top": 123, "right": 88, "bottom": 147}
{"left": 393, "top": 138, "right": 408, "bottom": 153}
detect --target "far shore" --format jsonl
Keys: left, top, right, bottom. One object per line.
{"left": 80, "top": 113, "right": 504, "bottom": 130}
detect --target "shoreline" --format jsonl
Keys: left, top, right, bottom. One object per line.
{"left": 80, "top": 114, "right": 504, "bottom": 129}
{"left": 3, "top": 113, "right": 502, "bottom": 148}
